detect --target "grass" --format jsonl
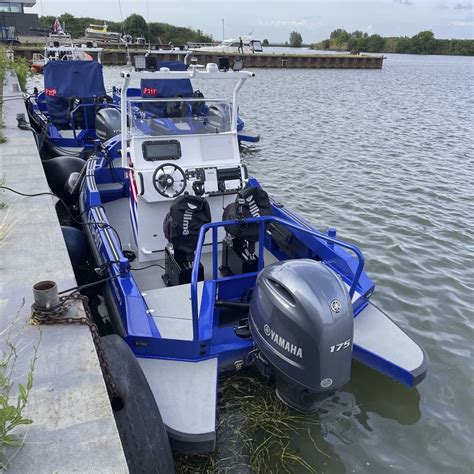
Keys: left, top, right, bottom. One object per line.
{"left": 174, "top": 371, "right": 329, "bottom": 473}
{"left": 0, "top": 192, "right": 37, "bottom": 470}
{"left": 0, "top": 301, "right": 39, "bottom": 470}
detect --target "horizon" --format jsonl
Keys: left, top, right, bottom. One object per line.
{"left": 30, "top": 1, "right": 474, "bottom": 42}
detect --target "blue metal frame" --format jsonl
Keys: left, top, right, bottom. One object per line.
{"left": 68, "top": 102, "right": 120, "bottom": 139}
{"left": 190, "top": 216, "right": 365, "bottom": 341}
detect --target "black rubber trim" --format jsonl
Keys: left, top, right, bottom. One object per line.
{"left": 166, "top": 425, "right": 216, "bottom": 455}
{"left": 138, "top": 171, "right": 144, "bottom": 196}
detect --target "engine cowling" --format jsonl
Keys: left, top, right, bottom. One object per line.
{"left": 249, "top": 259, "right": 354, "bottom": 412}
{"left": 95, "top": 107, "right": 121, "bottom": 142}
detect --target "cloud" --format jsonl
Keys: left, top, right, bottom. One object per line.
{"left": 257, "top": 17, "right": 322, "bottom": 30}
{"left": 454, "top": 2, "right": 474, "bottom": 10}
{"left": 449, "top": 20, "right": 474, "bottom": 26}
{"left": 393, "top": 0, "right": 414, "bottom": 5}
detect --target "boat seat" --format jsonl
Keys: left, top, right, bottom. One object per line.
{"left": 164, "top": 195, "right": 212, "bottom": 262}
{"left": 162, "top": 195, "right": 212, "bottom": 286}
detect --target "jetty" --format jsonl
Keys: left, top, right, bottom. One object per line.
{"left": 0, "top": 70, "right": 127, "bottom": 471}
{"left": 13, "top": 44, "right": 384, "bottom": 69}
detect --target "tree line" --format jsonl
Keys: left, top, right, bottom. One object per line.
{"left": 312, "top": 29, "right": 474, "bottom": 56}
{"left": 39, "top": 13, "right": 214, "bottom": 45}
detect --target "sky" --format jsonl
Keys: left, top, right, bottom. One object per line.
{"left": 29, "top": 0, "right": 474, "bottom": 42}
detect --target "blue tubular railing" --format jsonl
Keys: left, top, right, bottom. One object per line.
{"left": 190, "top": 215, "right": 366, "bottom": 341}
{"left": 69, "top": 103, "right": 120, "bottom": 138}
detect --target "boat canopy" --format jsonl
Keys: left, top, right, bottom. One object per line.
{"left": 44, "top": 60, "right": 106, "bottom": 128}
{"left": 140, "top": 61, "right": 193, "bottom": 99}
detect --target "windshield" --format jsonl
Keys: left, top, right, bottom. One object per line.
{"left": 128, "top": 98, "right": 233, "bottom": 137}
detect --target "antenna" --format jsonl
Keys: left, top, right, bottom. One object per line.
{"left": 117, "top": 0, "right": 124, "bottom": 35}
{"left": 222, "top": 18, "right": 225, "bottom": 41}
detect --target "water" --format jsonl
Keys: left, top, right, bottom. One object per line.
{"left": 234, "top": 53, "right": 474, "bottom": 473}
{"left": 28, "top": 52, "right": 474, "bottom": 472}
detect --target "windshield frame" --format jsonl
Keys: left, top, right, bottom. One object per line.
{"left": 127, "top": 97, "right": 234, "bottom": 139}
{"left": 119, "top": 68, "right": 253, "bottom": 168}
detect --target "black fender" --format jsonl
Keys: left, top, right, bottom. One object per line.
{"left": 101, "top": 335, "right": 175, "bottom": 474}
{"left": 42, "top": 156, "right": 85, "bottom": 201}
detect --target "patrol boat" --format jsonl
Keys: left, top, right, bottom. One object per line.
{"left": 67, "top": 62, "right": 427, "bottom": 459}
{"left": 26, "top": 60, "right": 112, "bottom": 159}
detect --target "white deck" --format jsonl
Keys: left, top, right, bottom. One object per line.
{"left": 354, "top": 302, "right": 426, "bottom": 376}
{"left": 144, "top": 282, "right": 204, "bottom": 340}
{"left": 138, "top": 357, "right": 217, "bottom": 445}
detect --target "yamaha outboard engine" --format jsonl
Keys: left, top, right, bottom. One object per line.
{"left": 249, "top": 259, "right": 354, "bottom": 412}
{"left": 95, "top": 108, "right": 121, "bottom": 142}
{"left": 221, "top": 186, "right": 273, "bottom": 276}
{"left": 162, "top": 195, "right": 211, "bottom": 286}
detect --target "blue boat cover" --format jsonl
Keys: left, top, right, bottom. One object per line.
{"left": 44, "top": 61, "right": 105, "bottom": 129}
{"left": 141, "top": 61, "right": 193, "bottom": 99}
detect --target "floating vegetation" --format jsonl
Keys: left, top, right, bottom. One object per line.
{"left": 175, "top": 371, "right": 329, "bottom": 473}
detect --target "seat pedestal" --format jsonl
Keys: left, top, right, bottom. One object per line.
{"left": 220, "top": 239, "right": 259, "bottom": 276}
{"left": 162, "top": 246, "right": 204, "bottom": 287}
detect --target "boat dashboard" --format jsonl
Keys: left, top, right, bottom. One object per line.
{"left": 131, "top": 131, "right": 243, "bottom": 204}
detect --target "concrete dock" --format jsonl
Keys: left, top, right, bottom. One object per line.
{"left": 0, "top": 71, "right": 127, "bottom": 472}
{"left": 14, "top": 45, "right": 384, "bottom": 69}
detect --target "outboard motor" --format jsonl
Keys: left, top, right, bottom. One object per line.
{"left": 249, "top": 259, "right": 354, "bottom": 412}
{"left": 221, "top": 186, "right": 273, "bottom": 276}
{"left": 162, "top": 195, "right": 211, "bottom": 286}
{"left": 95, "top": 108, "right": 121, "bottom": 142}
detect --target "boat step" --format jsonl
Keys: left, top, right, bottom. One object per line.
{"left": 137, "top": 356, "right": 217, "bottom": 454}
{"left": 143, "top": 282, "right": 204, "bottom": 341}
{"left": 97, "top": 182, "right": 125, "bottom": 192}
{"left": 238, "top": 131, "right": 260, "bottom": 143}
{"left": 353, "top": 302, "right": 428, "bottom": 386}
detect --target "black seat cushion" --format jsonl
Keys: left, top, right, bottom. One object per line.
{"left": 163, "top": 195, "right": 212, "bottom": 257}
{"left": 222, "top": 186, "right": 273, "bottom": 243}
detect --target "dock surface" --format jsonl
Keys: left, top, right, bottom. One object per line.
{"left": 0, "top": 71, "right": 127, "bottom": 472}
{"left": 14, "top": 44, "right": 384, "bottom": 69}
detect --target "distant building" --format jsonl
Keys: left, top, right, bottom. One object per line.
{"left": 0, "top": 0, "right": 39, "bottom": 38}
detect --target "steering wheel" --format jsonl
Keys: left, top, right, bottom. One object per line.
{"left": 152, "top": 163, "right": 187, "bottom": 198}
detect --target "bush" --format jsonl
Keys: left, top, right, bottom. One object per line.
{"left": 123, "top": 14, "right": 149, "bottom": 40}
{"left": 10, "top": 57, "right": 31, "bottom": 92}
{"left": 315, "top": 28, "right": 473, "bottom": 56}
{"left": 289, "top": 31, "right": 303, "bottom": 47}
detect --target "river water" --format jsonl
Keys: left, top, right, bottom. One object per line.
{"left": 29, "top": 52, "right": 473, "bottom": 472}
{"left": 233, "top": 53, "right": 474, "bottom": 473}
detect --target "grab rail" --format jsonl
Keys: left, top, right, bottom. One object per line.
{"left": 190, "top": 216, "right": 365, "bottom": 341}
{"left": 69, "top": 103, "right": 119, "bottom": 138}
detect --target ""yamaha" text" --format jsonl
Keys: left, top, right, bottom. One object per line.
{"left": 265, "top": 325, "right": 303, "bottom": 359}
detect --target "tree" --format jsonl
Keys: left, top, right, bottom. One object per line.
{"left": 262, "top": 38, "right": 269, "bottom": 46}
{"left": 330, "top": 28, "right": 346, "bottom": 39}
{"left": 123, "top": 14, "right": 149, "bottom": 40}
{"left": 367, "top": 34, "right": 385, "bottom": 52}
{"left": 321, "top": 39, "right": 330, "bottom": 50}
{"left": 289, "top": 31, "right": 303, "bottom": 47}
{"left": 351, "top": 30, "right": 364, "bottom": 39}
{"left": 411, "top": 30, "right": 436, "bottom": 54}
